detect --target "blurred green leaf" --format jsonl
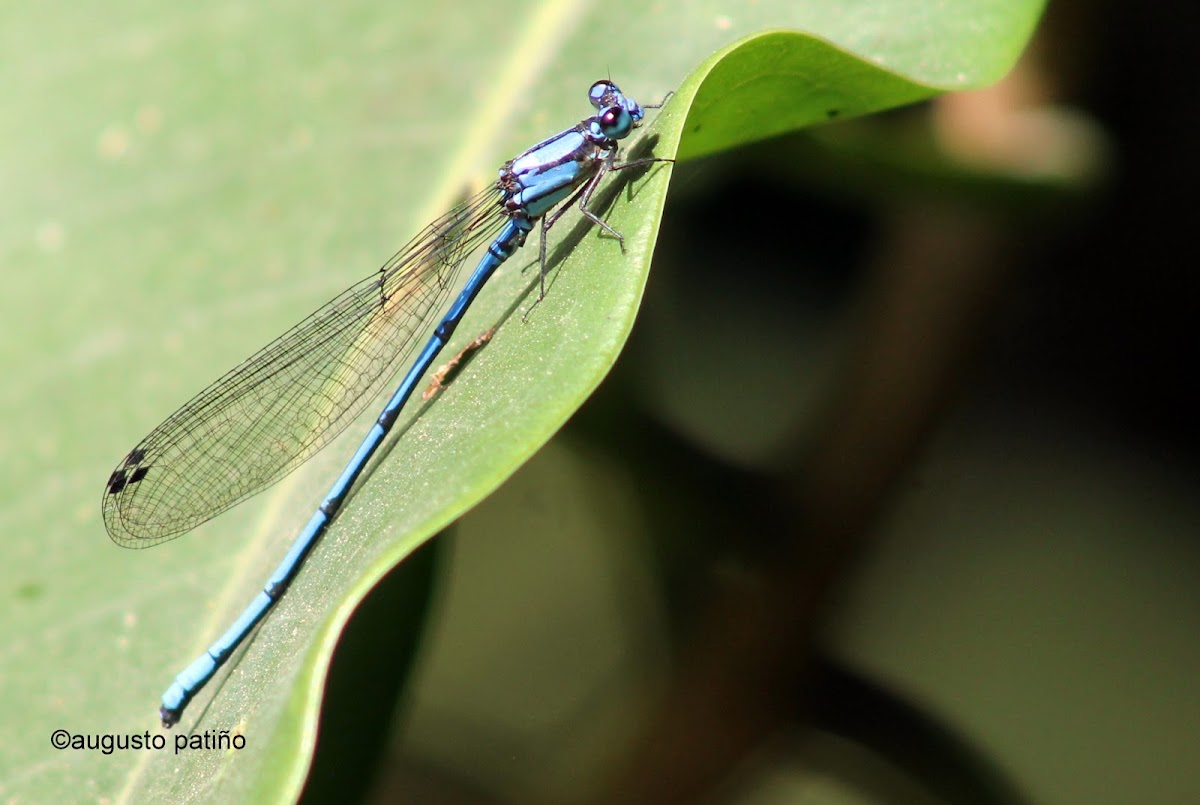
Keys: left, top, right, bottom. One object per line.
{"left": 0, "top": 1, "right": 1044, "bottom": 801}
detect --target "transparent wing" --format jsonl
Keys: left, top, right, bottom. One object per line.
{"left": 103, "top": 186, "right": 506, "bottom": 547}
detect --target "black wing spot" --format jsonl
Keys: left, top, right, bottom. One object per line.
{"left": 107, "top": 461, "right": 150, "bottom": 495}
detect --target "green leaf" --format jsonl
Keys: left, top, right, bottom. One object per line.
{"left": 0, "top": 1, "right": 1044, "bottom": 801}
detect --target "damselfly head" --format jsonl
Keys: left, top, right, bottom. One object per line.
{"left": 588, "top": 79, "right": 644, "bottom": 124}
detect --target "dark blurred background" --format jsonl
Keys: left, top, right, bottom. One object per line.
{"left": 313, "top": 2, "right": 1200, "bottom": 803}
